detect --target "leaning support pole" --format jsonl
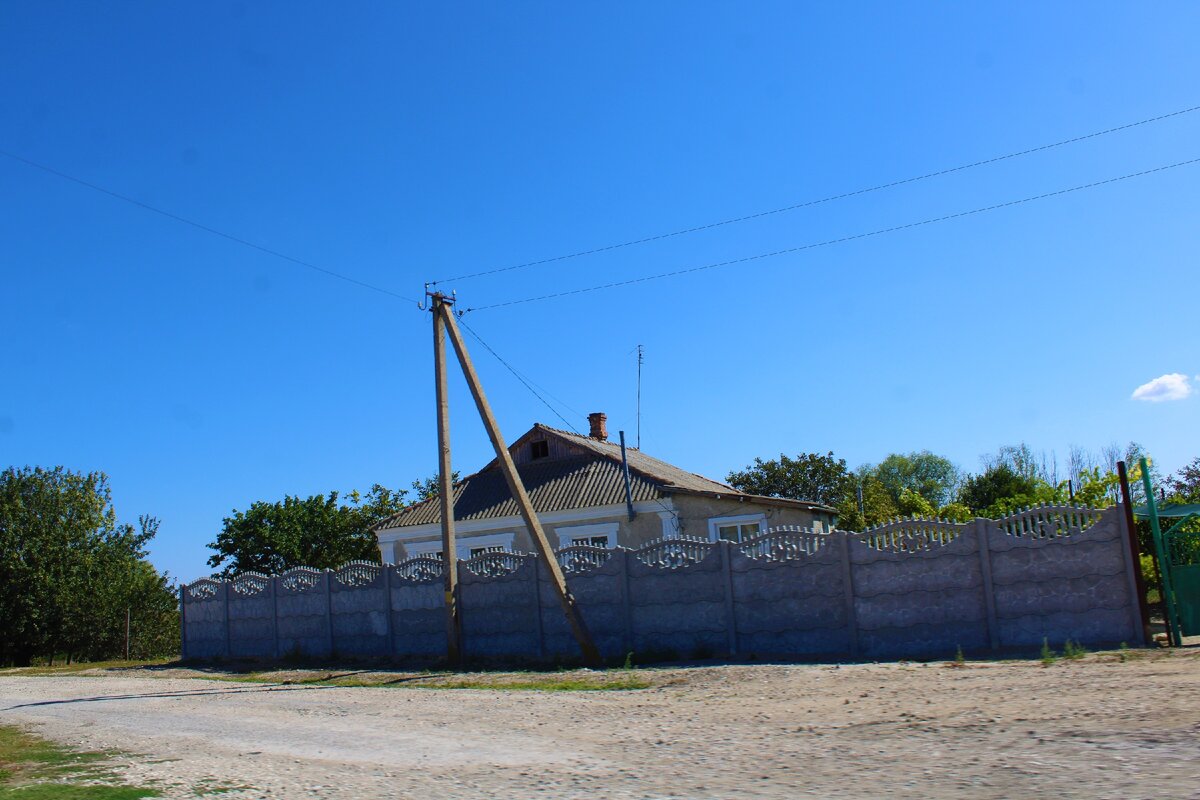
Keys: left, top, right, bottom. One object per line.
{"left": 432, "top": 295, "right": 461, "bottom": 664}
{"left": 439, "top": 303, "right": 602, "bottom": 666}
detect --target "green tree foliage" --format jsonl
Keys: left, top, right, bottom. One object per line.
{"left": 957, "top": 463, "right": 1040, "bottom": 515}
{"left": 835, "top": 474, "right": 898, "bottom": 531}
{"left": 1166, "top": 457, "right": 1200, "bottom": 503}
{"left": 408, "top": 470, "right": 460, "bottom": 503}
{"left": 0, "top": 466, "right": 179, "bottom": 666}
{"left": 958, "top": 461, "right": 1124, "bottom": 518}
{"left": 936, "top": 502, "right": 974, "bottom": 523}
{"left": 725, "top": 452, "right": 855, "bottom": 507}
{"left": 206, "top": 483, "right": 411, "bottom": 577}
{"left": 897, "top": 488, "right": 936, "bottom": 518}
{"left": 866, "top": 451, "right": 960, "bottom": 507}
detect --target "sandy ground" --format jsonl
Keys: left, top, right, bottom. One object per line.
{"left": 2, "top": 650, "right": 1199, "bottom": 799}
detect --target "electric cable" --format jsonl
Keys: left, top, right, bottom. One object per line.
{"left": 465, "top": 156, "right": 1200, "bottom": 312}
{"left": 456, "top": 319, "right": 682, "bottom": 529}
{"left": 0, "top": 148, "right": 418, "bottom": 304}
{"left": 431, "top": 103, "right": 1200, "bottom": 285}
{"left": 456, "top": 317, "right": 583, "bottom": 434}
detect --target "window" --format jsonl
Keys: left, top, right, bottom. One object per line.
{"left": 707, "top": 513, "right": 768, "bottom": 543}
{"left": 530, "top": 440, "right": 549, "bottom": 460}
{"left": 403, "top": 540, "right": 445, "bottom": 560}
{"left": 555, "top": 522, "right": 618, "bottom": 550}
{"left": 716, "top": 522, "right": 761, "bottom": 542}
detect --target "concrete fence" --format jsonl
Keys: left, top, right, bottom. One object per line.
{"left": 181, "top": 504, "right": 1145, "bottom": 663}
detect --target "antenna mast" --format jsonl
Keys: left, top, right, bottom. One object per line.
{"left": 636, "top": 344, "right": 644, "bottom": 449}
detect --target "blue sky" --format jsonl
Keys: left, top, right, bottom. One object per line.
{"left": 2, "top": 3, "right": 1197, "bottom": 582}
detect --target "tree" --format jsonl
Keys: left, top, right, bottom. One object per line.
{"left": 833, "top": 474, "right": 899, "bottom": 532}
{"left": 408, "top": 470, "right": 460, "bottom": 503}
{"left": 726, "top": 452, "right": 855, "bottom": 507}
{"left": 957, "top": 463, "right": 1040, "bottom": 515}
{"left": 0, "top": 466, "right": 178, "bottom": 666}
{"left": 206, "top": 484, "right": 409, "bottom": 577}
{"left": 866, "top": 451, "right": 960, "bottom": 508}
{"left": 1165, "top": 457, "right": 1200, "bottom": 503}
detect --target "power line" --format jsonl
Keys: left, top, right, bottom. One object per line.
{"left": 456, "top": 316, "right": 583, "bottom": 434}
{"left": 431, "top": 103, "right": 1200, "bottom": 285}
{"left": 466, "top": 155, "right": 1200, "bottom": 312}
{"left": 460, "top": 319, "right": 680, "bottom": 528}
{"left": 0, "top": 148, "right": 419, "bottom": 304}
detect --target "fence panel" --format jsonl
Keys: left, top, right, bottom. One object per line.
{"left": 181, "top": 506, "right": 1144, "bottom": 663}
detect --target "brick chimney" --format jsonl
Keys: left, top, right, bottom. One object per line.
{"left": 587, "top": 412, "right": 608, "bottom": 441}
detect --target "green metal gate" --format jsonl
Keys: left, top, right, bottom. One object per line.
{"left": 1139, "top": 458, "right": 1200, "bottom": 645}
{"left": 1164, "top": 516, "right": 1200, "bottom": 638}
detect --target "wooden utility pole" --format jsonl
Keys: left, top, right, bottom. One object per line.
{"left": 431, "top": 294, "right": 461, "bottom": 664}
{"left": 435, "top": 298, "right": 601, "bottom": 666}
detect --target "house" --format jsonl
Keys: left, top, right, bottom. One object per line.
{"left": 373, "top": 412, "right": 838, "bottom": 562}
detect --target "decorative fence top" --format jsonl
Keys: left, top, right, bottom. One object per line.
{"left": 230, "top": 571, "right": 270, "bottom": 597}
{"left": 184, "top": 505, "right": 1118, "bottom": 596}
{"left": 279, "top": 566, "right": 323, "bottom": 593}
{"left": 462, "top": 551, "right": 529, "bottom": 578}
{"left": 394, "top": 556, "right": 444, "bottom": 582}
{"left": 633, "top": 537, "right": 714, "bottom": 569}
{"left": 334, "top": 560, "right": 382, "bottom": 588}
{"left": 738, "top": 527, "right": 827, "bottom": 561}
{"left": 557, "top": 544, "right": 614, "bottom": 575}
{"left": 997, "top": 504, "right": 1104, "bottom": 539}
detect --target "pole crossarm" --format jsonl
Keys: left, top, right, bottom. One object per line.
{"left": 436, "top": 299, "right": 602, "bottom": 665}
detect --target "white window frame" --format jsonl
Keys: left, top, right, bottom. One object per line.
{"left": 402, "top": 539, "right": 445, "bottom": 561}
{"left": 403, "top": 532, "right": 516, "bottom": 561}
{"left": 706, "top": 513, "right": 768, "bottom": 543}
{"left": 459, "top": 532, "right": 516, "bottom": 560}
{"left": 554, "top": 522, "right": 618, "bottom": 550}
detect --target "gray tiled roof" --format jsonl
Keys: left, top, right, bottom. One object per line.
{"left": 374, "top": 423, "right": 835, "bottom": 530}
{"left": 377, "top": 455, "right": 664, "bottom": 527}
{"left": 529, "top": 425, "right": 738, "bottom": 495}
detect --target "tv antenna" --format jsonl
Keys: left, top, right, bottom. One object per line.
{"left": 636, "top": 344, "right": 644, "bottom": 449}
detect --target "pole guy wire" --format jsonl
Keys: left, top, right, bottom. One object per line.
{"left": 430, "top": 104, "right": 1200, "bottom": 286}
{"left": 456, "top": 316, "right": 583, "bottom": 434}
{"left": 465, "top": 155, "right": 1200, "bottom": 311}
{"left": 0, "top": 148, "right": 418, "bottom": 304}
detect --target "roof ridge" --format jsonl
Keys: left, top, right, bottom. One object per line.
{"left": 536, "top": 424, "right": 742, "bottom": 493}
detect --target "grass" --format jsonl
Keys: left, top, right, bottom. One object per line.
{"left": 1062, "top": 640, "right": 1088, "bottom": 660}
{"left": 0, "top": 725, "right": 158, "bottom": 799}
{"left": 1040, "top": 638, "right": 1057, "bottom": 666}
{"left": 0, "top": 660, "right": 174, "bottom": 678}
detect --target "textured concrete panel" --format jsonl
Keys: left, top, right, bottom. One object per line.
{"left": 996, "top": 607, "right": 1138, "bottom": 648}
{"left": 184, "top": 506, "right": 1142, "bottom": 662}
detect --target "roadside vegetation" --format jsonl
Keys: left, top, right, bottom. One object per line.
{"left": 0, "top": 724, "right": 157, "bottom": 799}
{"left": 0, "top": 468, "right": 179, "bottom": 668}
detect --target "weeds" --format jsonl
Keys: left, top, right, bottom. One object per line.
{"left": 1040, "top": 638, "right": 1057, "bottom": 666}
{"left": 1063, "top": 640, "right": 1088, "bottom": 660}
{"left": 954, "top": 645, "right": 965, "bottom": 666}
{"left": 0, "top": 724, "right": 159, "bottom": 799}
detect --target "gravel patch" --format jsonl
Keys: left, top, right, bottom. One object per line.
{"left": 1, "top": 650, "right": 1198, "bottom": 799}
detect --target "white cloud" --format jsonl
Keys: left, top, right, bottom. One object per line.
{"left": 1131, "top": 373, "right": 1193, "bottom": 402}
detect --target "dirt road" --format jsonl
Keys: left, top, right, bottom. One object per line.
{"left": 2, "top": 651, "right": 1199, "bottom": 799}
